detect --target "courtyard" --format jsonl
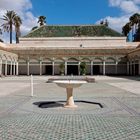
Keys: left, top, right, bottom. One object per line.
{"left": 0, "top": 76, "right": 140, "bottom": 139}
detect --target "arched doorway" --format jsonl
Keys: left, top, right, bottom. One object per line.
{"left": 93, "top": 58, "right": 103, "bottom": 75}
{"left": 42, "top": 58, "right": 53, "bottom": 75}
{"left": 67, "top": 58, "right": 79, "bottom": 75}
{"left": 105, "top": 57, "right": 116, "bottom": 75}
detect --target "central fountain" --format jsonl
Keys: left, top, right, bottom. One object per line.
{"left": 53, "top": 80, "right": 87, "bottom": 108}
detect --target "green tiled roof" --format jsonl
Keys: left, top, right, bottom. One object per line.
{"left": 24, "top": 25, "right": 122, "bottom": 37}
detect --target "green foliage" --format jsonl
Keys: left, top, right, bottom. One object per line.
{"left": 14, "top": 15, "right": 22, "bottom": 43}
{"left": 80, "top": 62, "right": 86, "bottom": 75}
{"left": 122, "top": 23, "right": 131, "bottom": 36}
{"left": 59, "top": 63, "right": 65, "bottom": 75}
{"left": 0, "top": 39, "right": 3, "bottom": 42}
{"left": 31, "top": 26, "right": 38, "bottom": 31}
{"left": 122, "top": 13, "right": 140, "bottom": 41}
{"left": 0, "top": 28, "right": 2, "bottom": 35}
{"left": 1, "top": 10, "right": 22, "bottom": 44}
{"left": 38, "top": 16, "right": 46, "bottom": 26}
{"left": 24, "top": 25, "right": 122, "bottom": 38}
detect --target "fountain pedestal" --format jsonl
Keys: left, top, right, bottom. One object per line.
{"left": 53, "top": 80, "right": 87, "bottom": 108}
{"left": 65, "top": 88, "right": 77, "bottom": 108}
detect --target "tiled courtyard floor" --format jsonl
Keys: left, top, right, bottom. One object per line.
{"left": 0, "top": 76, "right": 140, "bottom": 140}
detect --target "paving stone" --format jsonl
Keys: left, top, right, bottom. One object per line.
{"left": 0, "top": 76, "right": 140, "bottom": 139}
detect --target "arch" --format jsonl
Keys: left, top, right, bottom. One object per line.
{"left": 54, "top": 58, "right": 65, "bottom": 62}
{"left": 81, "top": 58, "right": 91, "bottom": 62}
{"left": 118, "top": 56, "right": 127, "bottom": 62}
{"left": 106, "top": 57, "right": 116, "bottom": 63}
{"left": 2, "top": 54, "right": 7, "bottom": 61}
{"left": 29, "top": 59, "right": 39, "bottom": 62}
{"left": 18, "top": 59, "right": 27, "bottom": 65}
{"left": 29, "top": 59, "right": 40, "bottom": 65}
{"left": 67, "top": 57, "right": 79, "bottom": 62}
{"left": 94, "top": 57, "right": 103, "bottom": 62}
{"left": 42, "top": 58, "right": 52, "bottom": 62}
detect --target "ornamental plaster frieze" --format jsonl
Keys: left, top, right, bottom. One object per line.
{"left": 12, "top": 49, "right": 131, "bottom": 57}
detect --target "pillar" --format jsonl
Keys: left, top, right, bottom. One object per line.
{"left": 130, "top": 61, "right": 132, "bottom": 75}
{"left": 16, "top": 62, "right": 19, "bottom": 76}
{"left": 103, "top": 61, "right": 106, "bottom": 75}
{"left": 40, "top": 61, "right": 42, "bottom": 76}
{"left": 10, "top": 61, "right": 13, "bottom": 75}
{"left": 5, "top": 60, "right": 7, "bottom": 76}
{"left": 65, "top": 61, "right": 67, "bottom": 75}
{"left": 133, "top": 61, "right": 135, "bottom": 76}
{"left": 78, "top": 62, "right": 80, "bottom": 75}
{"left": 27, "top": 61, "right": 29, "bottom": 76}
{"left": 13, "top": 62, "right": 16, "bottom": 75}
{"left": 91, "top": 61, "right": 93, "bottom": 75}
{"left": 127, "top": 61, "right": 129, "bottom": 75}
{"left": 139, "top": 60, "right": 140, "bottom": 75}
{"left": 115, "top": 61, "right": 118, "bottom": 75}
{"left": 0, "top": 59, "right": 2, "bottom": 76}
{"left": 52, "top": 61, "right": 54, "bottom": 75}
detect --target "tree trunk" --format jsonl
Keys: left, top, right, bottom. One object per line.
{"left": 16, "top": 32, "right": 19, "bottom": 43}
{"left": 10, "top": 23, "right": 12, "bottom": 44}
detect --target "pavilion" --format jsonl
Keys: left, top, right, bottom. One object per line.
{"left": 0, "top": 25, "right": 140, "bottom": 76}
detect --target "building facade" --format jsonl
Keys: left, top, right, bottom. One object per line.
{"left": 0, "top": 25, "right": 140, "bottom": 76}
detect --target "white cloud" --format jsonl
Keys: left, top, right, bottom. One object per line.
{"left": 97, "top": 16, "right": 129, "bottom": 32}
{"left": 120, "top": 1, "right": 139, "bottom": 13}
{"left": 109, "top": 0, "right": 140, "bottom": 14}
{"left": 0, "top": 0, "right": 38, "bottom": 43}
{"left": 97, "top": 0, "right": 140, "bottom": 33}
{"left": 109, "top": 0, "right": 121, "bottom": 7}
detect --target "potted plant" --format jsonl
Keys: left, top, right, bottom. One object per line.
{"left": 80, "top": 62, "right": 86, "bottom": 75}
{"left": 59, "top": 63, "right": 65, "bottom": 75}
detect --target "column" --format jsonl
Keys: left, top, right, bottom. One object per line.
{"left": 78, "top": 62, "right": 80, "bottom": 75}
{"left": 127, "top": 61, "right": 129, "bottom": 75}
{"left": 16, "top": 62, "right": 19, "bottom": 76}
{"left": 10, "top": 61, "right": 13, "bottom": 75}
{"left": 0, "top": 59, "right": 2, "bottom": 76}
{"left": 115, "top": 61, "right": 118, "bottom": 75}
{"left": 103, "top": 61, "right": 106, "bottom": 75}
{"left": 133, "top": 61, "right": 135, "bottom": 76}
{"left": 27, "top": 61, "right": 29, "bottom": 76}
{"left": 139, "top": 60, "right": 140, "bottom": 75}
{"left": 65, "top": 61, "right": 67, "bottom": 75}
{"left": 13, "top": 62, "right": 16, "bottom": 75}
{"left": 52, "top": 61, "right": 54, "bottom": 75}
{"left": 39, "top": 61, "right": 42, "bottom": 75}
{"left": 5, "top": 60, "right": 7, "bottom": 76}
{"left": 91, "top": 61, "right": 93, "bottom": 75}
{"left": 130, "top": 61, "right": 132, "bottom": 75}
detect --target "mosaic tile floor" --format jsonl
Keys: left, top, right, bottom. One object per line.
{"left": 0, "top": 76, "right": 140, "bottom": 140}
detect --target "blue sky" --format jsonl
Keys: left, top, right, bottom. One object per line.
{"left": 30, "top": 0, "right": 120, "bottom": 25}
{"left": 0, "top": 0, "right": 140, "bottom": 42}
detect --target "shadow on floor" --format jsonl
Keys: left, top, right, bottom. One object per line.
{"left": 33, "top": 100, "right": 103, "bottom": 108}
{"left": 108, "top": 76, "right": 140, "bottom": 81}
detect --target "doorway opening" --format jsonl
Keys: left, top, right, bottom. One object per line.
{"left": 93, "top": 65, "right": 101, "bottom": 75}
{"left": 67, "top": 65, "right": 78, "bottom": 75}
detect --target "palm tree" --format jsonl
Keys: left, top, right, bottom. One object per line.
{"left": 0, "top": 28, "right": 3, "bottom": 42}
{"left": 14, "top": 15, "right": 22, "bottom": 43}
{"left": 122, "top": 22, "right": 131, "bottom": 41}
{"left": 1, "top": 10, "right": 17, "bottom": 44}
{"left": 0, "top": 28, "right": 2, "bottom": 35}
{"left": 38, "top": 16, "right": 46, "bottom": 26}
{"left": 129, "top": 13, "right": 140, "bottom": 41}
{"left": 130, "top": 13, "right": 140, "bottom": 29}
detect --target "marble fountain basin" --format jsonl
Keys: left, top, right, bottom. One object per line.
{"left": 53, "top": 80, "right": 87, "bottom": 108}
